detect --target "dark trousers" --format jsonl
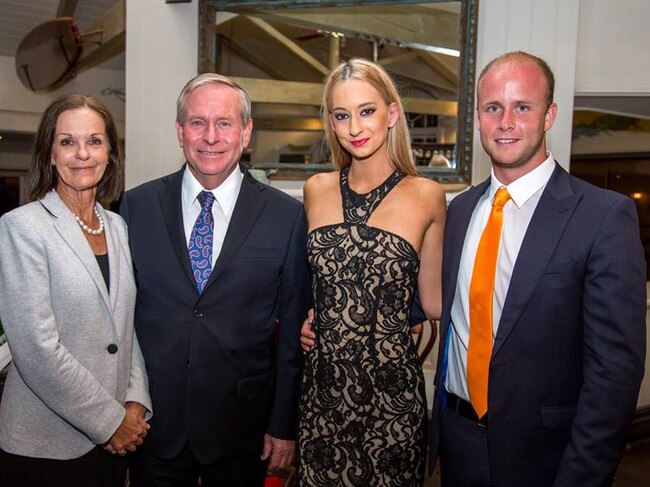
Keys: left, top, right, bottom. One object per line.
{"left": 439, "top": 406, "right": 493, "bottom": 487}
{"left": 129, "top": 443, "right": 267, "bottom": 487}
{"left": 0, "top": 446, "right": 128, "bottom": 487}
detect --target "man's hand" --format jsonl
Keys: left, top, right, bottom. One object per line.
{"left": 104, "top": 402, "right": 150, "bottom": 455}
{"left": 411, "top": 323, "right": 423, "bottom": 334}
{"left": 300, "top": 308, "right": 316, "bottom": 354}
{"left": 261, "top": 434, "right": 295, "bottom": 470}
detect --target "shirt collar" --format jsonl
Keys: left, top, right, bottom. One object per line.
{"left": 181, "top": 164, "right": 244, "bottom": 218}
{"left": 489, "top": 152, "right": 556, "bottom": 208}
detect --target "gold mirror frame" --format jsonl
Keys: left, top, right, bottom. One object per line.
{"left": 198, "top": 0, "right": 478, "bottom": 184}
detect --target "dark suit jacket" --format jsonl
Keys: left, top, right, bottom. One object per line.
{"left": 120, "top": 165, "right": 311, "bottom": 462}
{"left": 429, "top": 164, "right": 646, "bottom": 487}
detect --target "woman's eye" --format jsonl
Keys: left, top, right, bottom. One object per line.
{"left": 360, "top": 107, "right": 376, "bottom": 116}
{"left": 333, "top": 113, "right": 348, "bottom": 121}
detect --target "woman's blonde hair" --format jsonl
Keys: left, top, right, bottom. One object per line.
{"left": 322, "top": 58, "right": 416, "bottom": 176}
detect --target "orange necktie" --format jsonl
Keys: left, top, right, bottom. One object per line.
{"left": 467, "top": 187, "right": 511, "bottom": 419}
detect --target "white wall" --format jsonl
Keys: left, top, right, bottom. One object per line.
{"left": 572, "top": 131, "right": 650, "bottom": 155}
{"left": 575, "top": 0, "right": 650, "bottom": 96}
{"left": 124, "top": 0, "right": 198, "bottom": 190}
{"left": 638, "top": 286, "right": 650, "bottom": 407}
{"left": 0, "top": 152, "right": 30, "bottom": 172}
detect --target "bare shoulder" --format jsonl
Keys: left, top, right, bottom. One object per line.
{"left": 402, "top": 175, "right": 446, "bottom": 206}
{"left": 304, "top": 171, "right": 340, "bottom": 198}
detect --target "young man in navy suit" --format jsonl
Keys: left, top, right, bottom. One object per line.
{"left": 121, "top": 74, "right": 311, "bottom": 486}
{"left": 429, "top": 51, "right": 646, "bottom": 487}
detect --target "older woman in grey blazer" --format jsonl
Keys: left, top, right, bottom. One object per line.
{"left": 0, "top": 94, "right": 152, "bottom": 487}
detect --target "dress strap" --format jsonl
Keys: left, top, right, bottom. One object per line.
{"left": 340, "top": 165, "right": 406, "bottom": 224}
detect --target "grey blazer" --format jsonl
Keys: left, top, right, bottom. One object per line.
{"left": 0, "top": 190, "right": 151, "bottom": 460}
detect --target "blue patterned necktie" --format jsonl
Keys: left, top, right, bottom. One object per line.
{"left": 188, "top": 190, "right": 215, "bottom": 293}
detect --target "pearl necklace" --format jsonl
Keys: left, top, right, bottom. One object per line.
{"left": 74, "top": 207, "right": 104, "bottom": 236}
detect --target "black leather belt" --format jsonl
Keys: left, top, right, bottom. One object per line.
{"left": 446, "top": 391, "right": 487, "bottom": 427}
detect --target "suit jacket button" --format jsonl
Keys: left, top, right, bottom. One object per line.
{"left": 107, "top": 344, "right": 118, "bottom": 354}
{"left": 193, "top": 309, "right": 203, "bottom": 318}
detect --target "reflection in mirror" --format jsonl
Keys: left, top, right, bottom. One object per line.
{"left": 200, "top": 0, "right": 477, "bottom": 184}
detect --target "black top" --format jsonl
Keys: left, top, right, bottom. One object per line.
{"left": 95, "top": 253, "right": 109, "bottom": 291}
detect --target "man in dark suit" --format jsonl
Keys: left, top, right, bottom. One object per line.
{"left": 430, "top": 51, "right": 646, "bottom": 486}
{"left": 120, "top": 73, "right": 311, "bottom": 486}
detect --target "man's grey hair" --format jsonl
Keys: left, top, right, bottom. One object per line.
{"left": 176, "top": 73, "right": 252, "bottom": 125}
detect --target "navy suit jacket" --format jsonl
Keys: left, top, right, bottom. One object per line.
{"left": 120, "top": 165, "right": 311, "bottom": 462}
{"left": 429, "top": 164, "right": 646, "bottom": 487}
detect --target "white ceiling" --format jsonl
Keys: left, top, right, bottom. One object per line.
{"left": 0, "top": 0, "right": 124, "bottom": 70}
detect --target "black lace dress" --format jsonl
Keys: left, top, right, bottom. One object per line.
{"left": 298, "top": 167, "right": 426, "bottom": 486}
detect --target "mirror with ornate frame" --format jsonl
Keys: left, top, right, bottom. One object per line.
{"left": 198, "top": 0, "right": 477, "bottom": 184}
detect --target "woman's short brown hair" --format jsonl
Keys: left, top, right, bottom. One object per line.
{"left": 28, "top": 94, "right": 124, "bottom": 203}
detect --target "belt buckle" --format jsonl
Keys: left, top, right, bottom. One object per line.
{"left": 465, "top": 400, "right": 487, "bottom": 428}
{"left": 448, "top": 392, "right": 488, "bottom": 428}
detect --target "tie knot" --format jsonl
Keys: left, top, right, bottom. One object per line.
{"left": 198, "top": 190, "right": 215, "bottom": 210}
{"left": 492, "top": 187, "right": 511, "bottom": 209}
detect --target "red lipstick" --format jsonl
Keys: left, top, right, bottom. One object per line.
{"left": 351, "top": 138, "right": 369, "bottom": 147}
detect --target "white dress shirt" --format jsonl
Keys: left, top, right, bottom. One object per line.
{"left": 181, "top": 166, "right": 243, "bottom": 268}
{"left": 445, "top": 153, "right": 556, "bottom": 401}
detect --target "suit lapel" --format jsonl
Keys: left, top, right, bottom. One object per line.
{"left": 158, "top": 167, "right": 196, "bottom": 287}
{"left": 440, "top": 180, "right": 490, "bottom": 342}
{"left": 42, "top": 191, "right": 112, "bottom": 314}
{"left": 202, "top": 168, "right": 267, "bottom": 293}
{"left": 492, "top": 165, "right": 581, "bottom": 357}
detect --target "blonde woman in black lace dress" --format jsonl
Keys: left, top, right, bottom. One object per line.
{"left": 298, "top": 59, "right": 446, "bottom": 486}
